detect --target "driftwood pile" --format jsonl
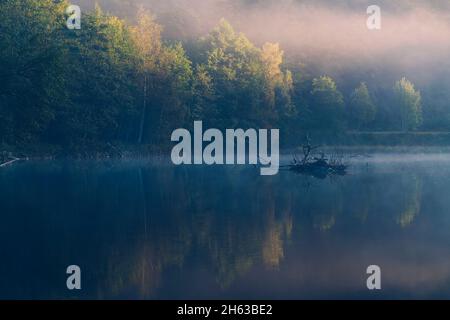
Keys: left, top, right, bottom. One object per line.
{"left": 283, "top": 137, "right": 348, "bottom": 179}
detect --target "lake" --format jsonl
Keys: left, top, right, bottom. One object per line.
{"left": 1, "top": 152, "right": 450, "bottom": 299}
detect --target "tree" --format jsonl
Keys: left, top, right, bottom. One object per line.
{"left": 349, "top": 82, "right": 376, "bottom": 130}
{"left": 199, "top": 19, "right": 263, "bottom": 127}
{"left": 261, "top": 43, "right": 297, "bottom": 125}
{"left": 310, "top": 76, "right": 345, "bottom": 132}
{"left": 129, "top": 8, "right": 163, "bottom": 143}
{"left": 197, "top": 20, "right": 294, "bottom": 128}
{"left": 129, "top": 9, "right": 193, "bottom": 145}
{"left": 192, "top": 65, "right": 215, "bottom": 121}
{"left": 153, "top": 43, "right": 193, "bottom": 143}
{"left": 0, "top": 0, "right": 69, "bottom": 145}
{"left": 261, "top": 43, "right": 283, "bottom": 108}
{"left": 393, "top": 78, "right": 422, "bottom": 131}
{"left": 422, "top": 79, "right": 450, "bottom": 130}
{"left": 57, "top": 4, "right": 140, "bottom": 148}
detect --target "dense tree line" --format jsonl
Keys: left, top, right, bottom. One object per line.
{"left": 0, "top": 0, "right": 434, "bottom": 153}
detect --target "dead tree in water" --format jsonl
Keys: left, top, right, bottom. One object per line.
{"left": 300, "top": 135, "right": 321, "bottom": 164}
{"left": 285, "top": 136, "right": 348, "bottom": 179}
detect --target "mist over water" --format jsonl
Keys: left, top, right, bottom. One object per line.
{"left": 3, "top": 152, "right": 450, "bottom": 299}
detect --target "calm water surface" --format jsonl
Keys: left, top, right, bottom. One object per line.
{"left": 1, "top": 153, "right": 450, "bottom": 299}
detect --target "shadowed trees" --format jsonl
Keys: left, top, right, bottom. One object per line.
{"left": 310, "top": 76, "right": 345, "bottom": 135}
{"left": 0, "top": 1, "right": 436, "bottom": 152}
{"left": 349, "top": 82, "right": 377, "bottom": 130}
{"left": 0, "top": 0, "right": 68, "bottom": 145}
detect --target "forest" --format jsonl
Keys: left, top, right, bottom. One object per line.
{"left": 1, "top": 0, "right": 449, "bottom": 155}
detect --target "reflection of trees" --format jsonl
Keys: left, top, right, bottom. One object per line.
{"left": 296, "top": 178, "right": 343, "bottom": 232}
{"left": 340, "top": 172, "right": 423, "bottom": 228}
{"left": 262, "top": 219, "right": 284, "bottom": 269}
{"left": 344, "top": 176, "right": 375, "bottom": 223}
{"left": 0, "top": 162, "right": 426, "bottom": 298}
{"left": 396, "top": 175, "right": 422, "bottom": 227}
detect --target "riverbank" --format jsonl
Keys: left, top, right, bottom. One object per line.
{"left": 4, "top": 131, "right": 450, "bottom": 164}
{"left": 0, "top": 143, "right": 168, "bottom": 162}
{"left": 344, "top": 131, "right": 450, "bottom": 146}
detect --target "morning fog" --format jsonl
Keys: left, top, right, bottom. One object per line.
{"left": 171, "top": 121, "right": 279, "bottom": 175}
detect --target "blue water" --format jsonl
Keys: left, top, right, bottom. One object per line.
{"left": 1, "top": 154, "right": 450, "bottom": 299}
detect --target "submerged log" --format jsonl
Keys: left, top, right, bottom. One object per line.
{"left": 0, "top": 152, "right": 26, "bottom": 167}
{"left": 0, "top": 158, "right": 20, "bottom": 167}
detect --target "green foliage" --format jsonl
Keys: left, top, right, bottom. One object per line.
{"left": 0, "top": 2, "right": 195, "bottom": 150}
{"left": 310, "top": 76, "right": 345, "bottom": 133}
{"left": 0, "top": 0, "right": 68, "bottom": 144}
{"left": 200, "top": 19, "right": 264, "bottom": 127}
{"left": 195, "top": 20, "right": 296, "bottom": 128}
{"left": 58, "top": 8, "right": 139, "bottom": 146}
{"left": 393, "top": 78, "right": 422, "bottom": 131}
{"left": 349, "top": 82, "right": 376, "bottom": 130}
{"left": 420, "top": 76, "right": 450, "bottom": 130}
{"left": 152, "top": 43, "right": 193, "bottom": 142}
{"left": 1, "top": 1, "right": 444, "bottom": 151}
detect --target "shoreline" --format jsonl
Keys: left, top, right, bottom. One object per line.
{"left": 4, "top": 145, "right": 450, "bottom": 164}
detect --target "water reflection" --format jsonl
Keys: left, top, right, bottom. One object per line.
{"left": 0, "top": 156, "right": 450, "bottom": 299}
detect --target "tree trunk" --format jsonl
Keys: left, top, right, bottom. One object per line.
{"left": 138, "top": 75, "right": 148, "bottom": 144}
